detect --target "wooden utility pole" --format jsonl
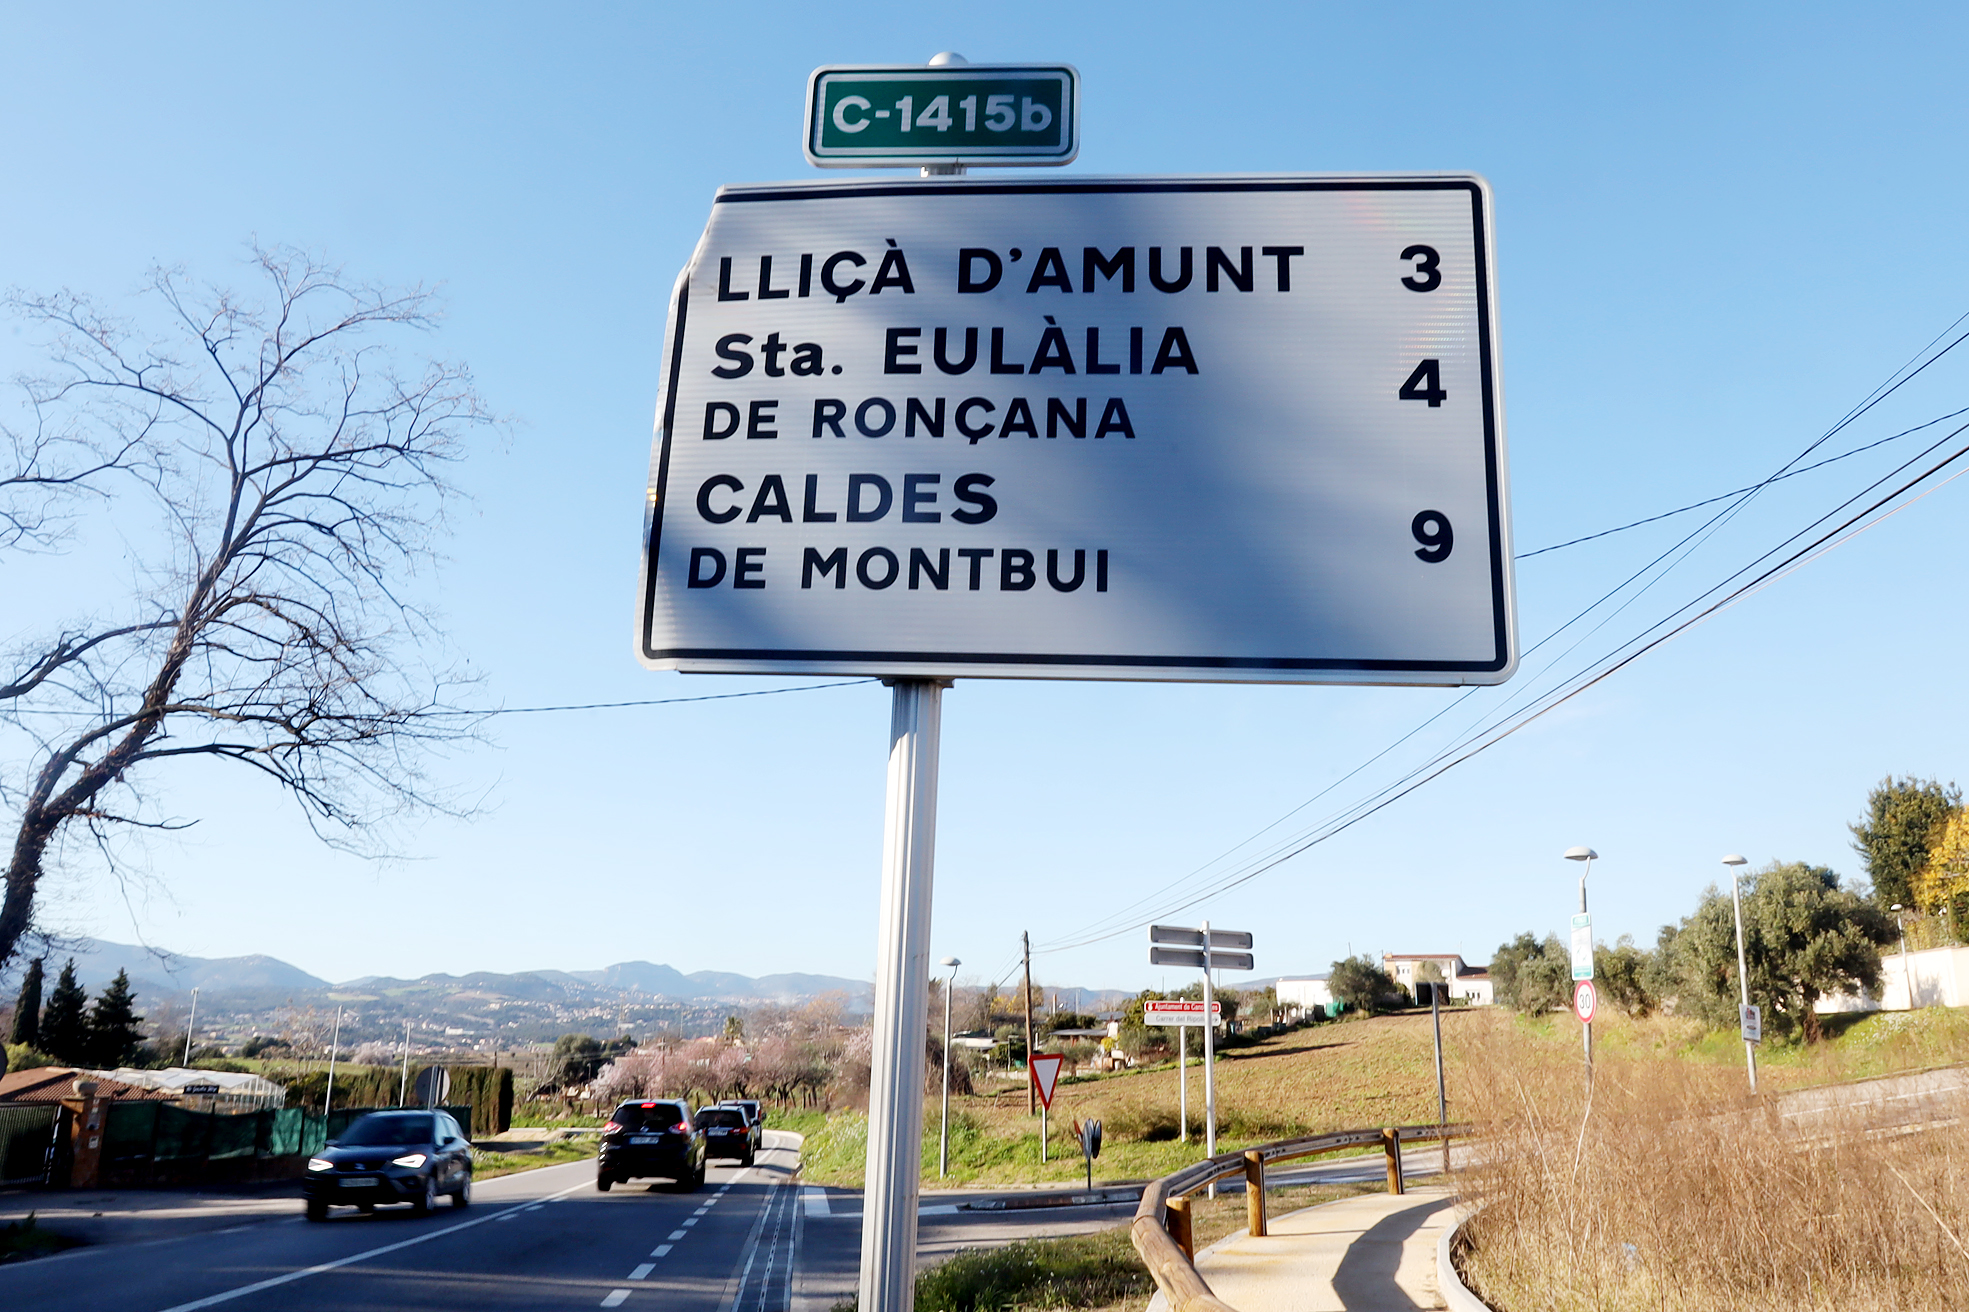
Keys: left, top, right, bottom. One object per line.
{"left": 1023, "top": 931, "right": 1036, "bottom": 1114}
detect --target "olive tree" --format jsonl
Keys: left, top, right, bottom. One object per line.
{"left": 1663, "top": 861, "right": 1893, "bottom": 1042}
{"left": 0, "top": 248, "right": 494, "bottom": 971}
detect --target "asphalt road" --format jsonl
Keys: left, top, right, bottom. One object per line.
{"left": 0, "top": 1130, "right": 1158, "bottom": 1312}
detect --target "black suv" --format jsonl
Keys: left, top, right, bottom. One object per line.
{"left": 304, "top": 1110, "right": 473, "bottom": 1220}
{"left": 597, "top": 1100, "right": 705, "bottom": 1191}
{"left": 697, "top": 1105, "right": 755, "bottom": 1165}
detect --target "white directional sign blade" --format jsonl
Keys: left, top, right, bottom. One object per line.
{"left": 1148, "top": 925, "right": 1254, "bottom": 951}
{"left": 636, "top": 176, "right": 1514, "bottom": 684}
{"left": 1144, "top": 1000, "right": 1222, "bottom": 1026}
{"left": 1149, "top": 945, "right": 1255, "bottom": 972}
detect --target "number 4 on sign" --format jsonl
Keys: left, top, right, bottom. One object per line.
{"left": 1399, "top": 358, "right": 1447, "bottom": 407}
{"left": 1029, "top": 1053, "right": 1065, "bottom": 1109}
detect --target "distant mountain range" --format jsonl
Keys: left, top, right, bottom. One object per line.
{"left": 30, "top": 937, "right": 869, "bottom": 1007}
{"left": 3, "top": 939, "right": 1146, "bottom": 1049}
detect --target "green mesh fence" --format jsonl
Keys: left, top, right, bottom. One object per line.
{"left": 0, "top": 1105, "right": 56, "bottom": 1184}
{"left": 105, "top": 1100, "right": 159, "bottom": 1161}
{"left": 82, "top": 1100, "right": 479, "bottom": 1182}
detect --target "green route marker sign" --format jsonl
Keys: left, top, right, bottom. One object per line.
{"left": 804, "top": 64, "right": 1079, "bottom": 168}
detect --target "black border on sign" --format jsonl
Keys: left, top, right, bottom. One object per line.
{"left": 641, "top": 178, "right": 1511, "bottom": 677}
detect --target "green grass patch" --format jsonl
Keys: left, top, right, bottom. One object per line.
{"left": 508, "top": 1107, "right": 605, "bottom": 1129}
{"left": 470, "top": 1139, "right": 595, "bottom": 1179}
{"left": 0, "top": 1214, "right": 83, "bottom": 1265}
{"left": 835, "top": 1227, "right": 1152, "bottom": 1312}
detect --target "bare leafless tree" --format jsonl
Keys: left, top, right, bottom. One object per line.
{"left": 0, "top": 247, "right": 496, "bottom": 970}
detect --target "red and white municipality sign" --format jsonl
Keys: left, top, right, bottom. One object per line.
{"left": 1028, "top": 1053, "right": 1065, "bottom": 1109}
{"left": 1143, "top": 999, "right": 1222, "bottom": 1025}
{"left": 1573, "top": 979, "right": 1598, "bottom": 1024}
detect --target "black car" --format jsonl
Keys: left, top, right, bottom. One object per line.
{"left": 597, "top": 1099, "right": 705, "bottom": 1191}
{"left": 724, "top": 1100, "right": 765, "bottom": 1153}
{"left": 304, "top": 1110, "right": 473, "bottom": 1220}
{"left": 697, "top": 1105, "right": 755, "bottom": 1165}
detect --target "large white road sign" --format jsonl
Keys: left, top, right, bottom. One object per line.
{"left": 637, "top": 176, "right": 1515, "bottom": 683}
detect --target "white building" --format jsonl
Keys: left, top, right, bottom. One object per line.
{"left": 1817, "top": 944, "right": 1969, "bottom": 1013}
{"left": 1381, "top": 953, "right": 1493, "bottom": 1006}
{"left": 1275, "top": 975, "right": 1333, "bottom": 1014}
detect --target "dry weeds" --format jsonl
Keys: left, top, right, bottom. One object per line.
{"left": 1458, "top": 1020, "right": 1969, "bottom": 1311}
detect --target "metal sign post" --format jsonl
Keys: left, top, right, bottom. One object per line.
{"left": 1145, "top": 1000, "right": 1221, "bottom": 1143}
{"left": 858, "top": 677, "right": 945, "bottom": 1312}
{"left": 1148, "top": 925, "right": 1252, "bottom": 1193}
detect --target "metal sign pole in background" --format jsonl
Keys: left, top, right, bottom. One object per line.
{"left": 1201, "top": 921, "right": 1217, "bottom": 1195}
{"left": 1178, "top": 1023, "right": 1187, "bottom": 1143}
{"left": 858, "top": 677, "right": 945, "bottom": 1312}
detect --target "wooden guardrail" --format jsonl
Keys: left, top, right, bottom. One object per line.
{"left": 1129, "top": 1122, "right": 1472, "bottom": 1312}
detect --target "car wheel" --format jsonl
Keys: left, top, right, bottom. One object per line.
{"left": 452, "top": 1175, "right": 471, "bottom": 1208}
{"left": 597, "top": 1169, "right": 613, "bottom": 1192}
{"left": 693, "top": 1159, "right": 707, "bottom": 1191}
{"left": 413, "top": 1175, "right": 437, "bottom": 1214}
{"left": 305, "top": 1199, "right": 328, "bottom": 1222}
{"left": 743, "top": 1149, "right": 755, "bottom": 1167}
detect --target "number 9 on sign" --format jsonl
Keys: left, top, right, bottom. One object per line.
{"left": 1411, "top": 511, "right": 1453, "bottom": 563}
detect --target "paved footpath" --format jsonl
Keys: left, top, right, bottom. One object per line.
{"left": 1148, "top": 1187, "right": 1458, "bottom": 1312}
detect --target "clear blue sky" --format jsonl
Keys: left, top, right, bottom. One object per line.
{"left": 4, "top": 4, "right": 1966, "bottom": 997}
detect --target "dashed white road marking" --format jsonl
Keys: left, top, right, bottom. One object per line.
{"left": 666, "top": 1228, "right": 687, "bottom": 1241}
{"left": 629, "top": 1263, "right": 654, "bottom": 1280}
{"left": 600, "top": 1291, "right": 630, "bottom": 1308}
{"left": 652, "top": 1243, "right": 673, "bottom": 1257}
{"left": 154, "top": 1174, "right": 592, "bottom": 1312}
{"left": 681, "top": 1217, "right": 698, "bottom": 1227}
{"left": 801, "top": 1188, "right": 829, "bottom": 1218}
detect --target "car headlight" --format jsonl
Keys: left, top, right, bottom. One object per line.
{"left": 308, "top": 1158, "right": 333, "bottom": 1172}
{"left": 392, "top": 1153, "right": 429, "bottom": 1168}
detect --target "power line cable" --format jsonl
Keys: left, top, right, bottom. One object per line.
{"left": 1039, "top": 427, "right": 1969, "bottom": 952}
{"left": 1033, "top": 313, "right": 1969, "bottom": 954}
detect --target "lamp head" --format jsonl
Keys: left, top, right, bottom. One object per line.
{"left": 940, "top": 956, "right": 961, "bottom": 971}
{"left": 1563, "top": 846, "right": 1597, "bottom": 862}
{"left": 1891, "top": 903, "right": 1904, "bottom": 912}
{"left": 1721, "top": 854, "right": 1748, "bottom": 867}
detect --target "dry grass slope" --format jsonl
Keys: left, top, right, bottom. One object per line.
{"left": 1459, "top": 1017, "right": 1969, "bottom": 1312}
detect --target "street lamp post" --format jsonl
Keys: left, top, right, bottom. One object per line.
{"left": 1723, "top": 855, "right": 1757, "bottom": 1094}
{"left": 1563, "top": 847, "right": 1596, "bottom": 1087}
{"left": 1890, "top": 904, "right": 1914, "bottom": 1007}
{"left": 938, "top": 956, "right": 960, "bottom": 1178}
{"left": 181, "top": 986, "right": 199, "bottom": 1067}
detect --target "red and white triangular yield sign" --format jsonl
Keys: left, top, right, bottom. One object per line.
{"left": 1029, "top": 1053, "right": 1065, "bottom": 1109}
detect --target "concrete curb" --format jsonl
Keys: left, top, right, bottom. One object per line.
{"left": 1436, "top": 1206, "right": 1492, "bottom": 1312}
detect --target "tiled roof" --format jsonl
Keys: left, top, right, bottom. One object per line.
{"left": 0, "top": 1067, "right": 175, "bottom": 1104}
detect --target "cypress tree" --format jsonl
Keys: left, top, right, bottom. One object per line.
{"left": 85, "top": 969, "right": 144, "bottom": 1068}
{"left": 39, "top": 959, "right": 90, "bottom": 1065}
{"left": 9, "top": 957, "right": 44, "bottom": 1048}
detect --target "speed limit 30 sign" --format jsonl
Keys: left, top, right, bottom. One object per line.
{"left": 637, "top": 175, "right": 1515, "bottom": 683}
{"left": 1573, "top": 980, "right": 1598, "bottom": 1024}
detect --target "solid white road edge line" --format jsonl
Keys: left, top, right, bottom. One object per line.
{"left": 153, "top": 1176, "right": 592, "bottom": 1312}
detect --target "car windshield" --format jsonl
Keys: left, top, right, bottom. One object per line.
{"left": 612, "top": 1103, "right": 687, "bottom": 1131}
{"left": 339, "top": 1114, "right": 435, "bottom": 1146}
{"left": 698, "top": 1109, "right": 745, "bottom": 1127}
